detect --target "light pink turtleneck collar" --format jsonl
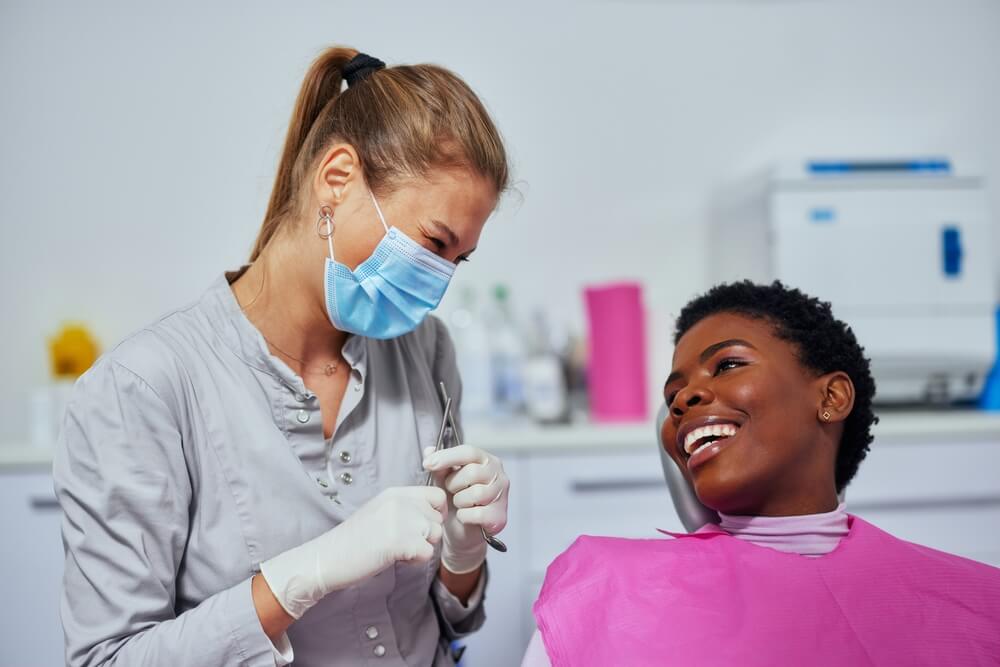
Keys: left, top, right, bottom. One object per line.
{"left": 716, "top": 502, "right": 849, "bottom": 557}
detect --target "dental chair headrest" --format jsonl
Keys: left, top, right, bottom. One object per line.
{"left": 656, "top": 403, "right": 720, "bottom": 532}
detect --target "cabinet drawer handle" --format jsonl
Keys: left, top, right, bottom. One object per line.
{"left": 570, "top": 479, "right": 664, "bottom": 494}
{"left": 29, "top": 496, "right": 60, "bottom": 511}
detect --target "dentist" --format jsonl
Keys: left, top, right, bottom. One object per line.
{"left": 55, "top": 47, "right": 510, "bottom": 667}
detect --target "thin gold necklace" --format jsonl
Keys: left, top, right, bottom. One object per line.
{"left": 240, "top": 259, "right": 341, "bottom": 377}
{"left": 263, "top": 334, "right": 341, "bottom": 376}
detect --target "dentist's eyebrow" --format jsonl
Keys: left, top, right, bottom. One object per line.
{"left": 699, "top": 339, "right": 757, "bottom": 363}
{"left": 429, "top": 219, "right": 459, "bottom": 246}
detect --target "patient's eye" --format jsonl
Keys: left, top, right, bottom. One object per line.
{"left": 714, "top": 358, "right": 747, "bottom": 375}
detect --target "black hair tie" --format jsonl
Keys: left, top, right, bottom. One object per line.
{"left": 343, "top": 53, "right": 386, "bottom": 87}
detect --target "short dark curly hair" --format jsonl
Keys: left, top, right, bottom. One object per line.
{"left": 674, "top": 280, "right": 878, "bottom": 493}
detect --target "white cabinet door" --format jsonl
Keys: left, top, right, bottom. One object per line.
{"left": 524, "top": 449, "right": 683, "bottom": 577}
{"left": 0, "top": 469, "right": 65, "bottom": 667}
{"left": 847, "top": 437, "right": 1000, "bottom": 566}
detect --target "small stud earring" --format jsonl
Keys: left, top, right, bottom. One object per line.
{"left": 822, "top": 411, "right": 831, "bottom": 421}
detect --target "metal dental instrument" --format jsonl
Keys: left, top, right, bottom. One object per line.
{"left": 424, "top": 396, "right": 452, "bottom": 487}
{"left": 436, "top": 382, "right": 508, "bottom": 553}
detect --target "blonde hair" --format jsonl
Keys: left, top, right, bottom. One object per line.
{"left": 250, "top": 46, "right": 510, "bottom": 261}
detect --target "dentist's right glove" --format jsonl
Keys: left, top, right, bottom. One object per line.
{"left": 423, "top": 444, "right": 510, "bottom": 574}
{"left": 260, "top": 486, "right": 447, "bottom": 619}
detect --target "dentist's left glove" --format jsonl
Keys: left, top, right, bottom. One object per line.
{"left": 260, "top": 486, "right": 447, "bottom": 619}
{"left": 424, "top": 444, "right": 510, "bottom": 574}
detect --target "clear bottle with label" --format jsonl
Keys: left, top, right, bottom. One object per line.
{"left": 448, "top": 286, "right": 493, "bottom": 421}
{"left": 486, "top": 285, "right": 526, "bottom": 421}
{"left": 522, "top": 309, "right": 570, "bottom": 424}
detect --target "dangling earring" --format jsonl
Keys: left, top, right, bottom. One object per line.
{"left": 317, "top": 205, "right": 334, "bottom": 239}
{"left": 822, "top": 410, "right": 832, "bottom": 422}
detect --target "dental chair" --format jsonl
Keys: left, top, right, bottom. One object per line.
{"left": 655, "top": 404, "right": 719, "bottom": 532}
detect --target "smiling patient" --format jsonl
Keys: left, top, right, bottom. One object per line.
{"left": 523, "top": 281, "right": 1000, "bottom": 667}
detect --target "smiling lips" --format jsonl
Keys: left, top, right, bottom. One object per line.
{"left": 679, "top": 421, "right": 741, "bottom": 457}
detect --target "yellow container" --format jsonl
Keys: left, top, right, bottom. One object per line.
{"left": 48, "top": 324, "right": 99, "bottom": 379}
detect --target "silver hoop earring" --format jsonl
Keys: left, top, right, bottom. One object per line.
{"left": 316, "top": 206, "right": 334, "bottom": 239}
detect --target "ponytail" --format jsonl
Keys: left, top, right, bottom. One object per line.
{"left": 251, "top": 47, "right": 357, "bottom": 262}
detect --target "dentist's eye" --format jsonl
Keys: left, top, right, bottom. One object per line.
{"left": 714, "top": 358, "right": 747, "bottom": 375}
{"left": 427, "top": 236, "right": 446, "bottom": 250}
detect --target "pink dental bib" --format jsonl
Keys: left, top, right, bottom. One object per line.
{"left": 533, "top": 516, "right": 1000, "bottom": 666}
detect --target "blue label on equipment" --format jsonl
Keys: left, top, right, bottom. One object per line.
{"left": 807, "top": 159, "right": 951, "bottom": 174}
{"left": 810, "top": 208, "right": 836, "bottom": 223}
{"left": 942, "top": 226, "right": 962, "bottom": 278}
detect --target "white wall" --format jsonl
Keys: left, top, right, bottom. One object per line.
{"left": 2, "top": 0, "right": 999, "bottom": 442}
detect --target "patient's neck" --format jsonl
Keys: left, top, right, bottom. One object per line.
{"left": 717, "top": 503, "right": 849, "bottom": 557}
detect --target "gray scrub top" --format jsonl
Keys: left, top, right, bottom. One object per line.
{"left": 53, "top": 272, "right": 486, "bottom": 667}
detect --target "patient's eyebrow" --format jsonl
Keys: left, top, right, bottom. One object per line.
{"left": 664, "top": 338, "right": 757, "bottom": 391}
{"left": 699, "top": 338, "right": 756, "bottom": 363}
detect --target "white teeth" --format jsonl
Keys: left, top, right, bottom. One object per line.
{"left": 682, "top": 422, "right": 740, "bottom": 454}
{"left": 692, "top": 440, "right": 714, "bottom": 457}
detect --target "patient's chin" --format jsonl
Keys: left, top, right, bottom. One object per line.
{"left": 692, "top": 467, "right": 760, "bottom": 515}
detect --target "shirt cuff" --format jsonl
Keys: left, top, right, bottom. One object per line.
{"left": 433, "top": 565, "right": 487, "bottom": 625}
{"left": 268, "top": 632, "right": 294, "bottom": 666}
{"left": 226, "top": 577, "right": 290, "bottom": 667}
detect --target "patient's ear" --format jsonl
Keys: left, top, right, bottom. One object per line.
{"left": 817, "top": 371, "right": 854, "bottom": 424}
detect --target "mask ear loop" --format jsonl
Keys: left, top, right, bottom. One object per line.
{"left": 317, "top": 205, "right": 335, "bottom": 259}
{"left": 369, "top": 190, "right": 390, "bottom": 234}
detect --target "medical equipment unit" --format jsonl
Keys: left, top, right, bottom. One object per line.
{"left": 710, "top": 158, "right": 997, "bottom": 405}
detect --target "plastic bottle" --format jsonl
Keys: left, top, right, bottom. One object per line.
{"left": 448, "top": 287, "right": 493, "bottom": 421}
{"left": 522, "top": 309, "right": 570, "bottom": 424}
{"left": 486, "top": 284, "right": 526, "bottom": 421}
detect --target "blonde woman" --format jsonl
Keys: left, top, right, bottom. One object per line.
{"left": 56, "top": 48, "right": 511, "bottom": 666}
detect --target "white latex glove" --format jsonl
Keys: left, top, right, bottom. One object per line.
{"left": 260, "top": 486, "right": 446, "bottom": 619}
{"left": 423, "top": 444, "right": 510, "bottom": 574}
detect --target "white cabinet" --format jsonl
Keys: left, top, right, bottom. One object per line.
{"left": 848, "top": 437, "right": 1000, "bottom": 566}
{"left": 523, "top": 450, "right": 684, "bottom": 575}
{"left": 0, "top": 467, "right": 66, "bottom": 667}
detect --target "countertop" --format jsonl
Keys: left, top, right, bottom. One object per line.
{"left": 3, "top": 409, "right": 998, "bottom": 471}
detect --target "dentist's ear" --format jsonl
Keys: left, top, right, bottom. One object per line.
{"left": 817, "top": 371, "right": 854, "bottom": 424}
{"left": 313, "top": 142, "right": 361, "bottom": 205}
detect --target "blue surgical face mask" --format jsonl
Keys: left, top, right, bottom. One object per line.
{"left": 322, "top": 191, "right": 456, "bottom": 339}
